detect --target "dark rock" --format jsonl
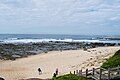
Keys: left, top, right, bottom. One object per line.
{"left": 0, "top": 77, "right": 5, "bottom": 80}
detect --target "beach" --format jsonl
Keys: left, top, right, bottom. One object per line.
{"left": 0, "top": 46, "right": 120, "bottom": 80}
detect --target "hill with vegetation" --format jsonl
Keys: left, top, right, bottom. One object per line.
{"left": 102, "top": 50, "right": 120, "bottom": 69}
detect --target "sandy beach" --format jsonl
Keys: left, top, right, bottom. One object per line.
{"left": 0, "top": 46, "right": 120, "bottom": 80}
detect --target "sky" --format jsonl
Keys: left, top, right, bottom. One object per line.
{"left": 0, "top": 0, "right": 120, "bottom": 35}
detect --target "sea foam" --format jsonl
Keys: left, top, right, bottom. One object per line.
{"left": 0, "top": 38, "right": 119, "bottom": 44}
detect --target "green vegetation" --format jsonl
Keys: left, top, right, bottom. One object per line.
{"left": 102, "top": 50, "right": 120, "bottom": 69}
{"left": 52, "top": 74, "right": 88, "bottom": 80}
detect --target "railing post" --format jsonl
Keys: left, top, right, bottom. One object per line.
{"left": 117, "top": 65, "right": 120, "bottom": 75}
{"left": 92, "top": 68, "right": 95, "bottom": 76}
{"left": 86, "top": 69, "right": 88, "bottom": 78}
{"left": 108, "top": 68, "right": 110, "bottom": 80}
{"left": 99, "top": 68, "right": 102, "bottom": 80}
{"left": 76, "top": 70, "right": 78, "bottom": 75}
{"left": 74, "top": 71, "right": 75, "bottom": 74}
{"left": 79, "top": 69, "right": 82, "bottom": 76}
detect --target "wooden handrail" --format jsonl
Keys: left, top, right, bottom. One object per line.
{"left": 73, "top": 66, "right": 120, "bottom": 80}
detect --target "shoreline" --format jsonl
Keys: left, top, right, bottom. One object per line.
{"left": 0, "top": 46, "right": 120, "bottom": 80}
{"left": 0, "top": 41, "right": 119, "bottom": 61}
{"left": 0, "top": 45, "right": 119, "bottom": 62}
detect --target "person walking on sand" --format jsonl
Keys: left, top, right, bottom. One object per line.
{"left": 55, "top": 68, "right": 58, "bottom": 75}
{"left": 38, "top": 68, "right": 42, "bottom": 75}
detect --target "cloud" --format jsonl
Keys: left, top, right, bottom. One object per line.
{"left": 0, "top": 0, "right": 120, "bottom": 34}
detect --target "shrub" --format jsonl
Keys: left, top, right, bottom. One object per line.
{"left": 102, "top": 50, "right": 120, "bottom": 69}
{"left": 52, "top": 74, "right": 88, "bottom": 80}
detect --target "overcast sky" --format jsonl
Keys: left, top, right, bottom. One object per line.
{"left": 0, "top": 0, "right": 120, "bottom": 35}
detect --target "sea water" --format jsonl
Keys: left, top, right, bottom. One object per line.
{"left": 0, "top": 34, "right": 120, "bottom": 43}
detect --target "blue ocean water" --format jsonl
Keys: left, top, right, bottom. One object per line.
{"left": 0, "top": 34, "right": 120, "bottom": 43}
{"left": 0, "top": 34, "right": 100, "bottom": 40}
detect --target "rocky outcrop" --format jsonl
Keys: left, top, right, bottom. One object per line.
{"left": 0, "top": 77, "right": 5, "bottom": 80}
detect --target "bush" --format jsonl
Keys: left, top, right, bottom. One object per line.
{"left": 52, "top": 74, "right": 88, "bottom": 80}
{"left": 102, "top": 50, "right": 120, "bottom": 69}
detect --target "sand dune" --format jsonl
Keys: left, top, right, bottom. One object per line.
{"left": 0, "top": 46, "right": 120, "bottom": 80}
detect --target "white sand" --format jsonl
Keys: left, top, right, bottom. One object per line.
{"left": 0, "top": 46, "right": 120, "bottom": 80}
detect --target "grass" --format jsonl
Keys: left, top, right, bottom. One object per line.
{"left": 102, "top": 50, "right": 120, "bottom": 69}
{"left": 52, "top": 74, "right": 88, "bottom": 80}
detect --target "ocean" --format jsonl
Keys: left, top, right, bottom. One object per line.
{"left": 0, "top": 34, "right": 120, "bottom": 43}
